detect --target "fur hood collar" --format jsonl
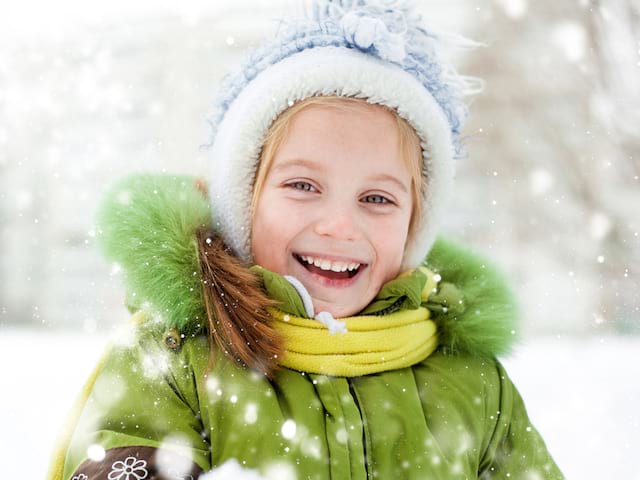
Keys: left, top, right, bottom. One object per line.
{"left": 96, "top": 174, "right": 519, "bottom": 359}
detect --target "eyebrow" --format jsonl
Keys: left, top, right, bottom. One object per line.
{"left": 271, "top": 158, "right": 409, "bottom": 193}
{"left": 270, "top": 158, "right": 323, "bottom": 174}
{"left": 367, "top": 173, "right": 409, "bottom": 193}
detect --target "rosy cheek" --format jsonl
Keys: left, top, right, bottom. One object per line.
{"left": 251, "top": 222, "right": 272, "bottom": 267}
{"left": 380, "top": 242, "right": 405, "bottom": 281}
{"left": 254, "top": 226, "right": 288, "bottom": 274}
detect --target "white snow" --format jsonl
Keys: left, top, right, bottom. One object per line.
{"left": 493, "top": 0, "right": 528, "bottom": 19}
{"left": 551, "top": 21, "right": 588, "bottom": 63}
{"left": 281, "top": 419, "right": 297, "bottom": 440}
{"left": 199, "top": 458, "right": 266, "bottom": 480}
{"left": 1, "top": 329, "right": 638, "bottom": 478}
{"left": 529, "top": 168, "right": 554, "bottom": 196}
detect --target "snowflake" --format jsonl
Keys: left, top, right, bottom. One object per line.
{"left": 166, "top": 470, "right": 195, "bottom": 480}
{"left": 107, "top": 456, "right": 149, "bottom": 480}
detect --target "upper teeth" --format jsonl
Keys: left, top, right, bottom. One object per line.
{"left": 299, "top": 255, "right": 361, "bottom": 272}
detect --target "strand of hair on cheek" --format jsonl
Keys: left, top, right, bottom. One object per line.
{"left": 195, "top": 227, "right": 282, "bottom": 378}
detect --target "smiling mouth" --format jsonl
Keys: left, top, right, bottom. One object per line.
{"left": 293, "top": 253, "right": 365, "bottom": 280}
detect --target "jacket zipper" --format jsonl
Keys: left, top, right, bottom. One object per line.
{"left": 348, "top": 378, "right": 372, "bottom": 479}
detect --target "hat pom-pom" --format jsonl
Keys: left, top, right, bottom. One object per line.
{"left": 340, "top": 10, "right": 407, "bottom": 62}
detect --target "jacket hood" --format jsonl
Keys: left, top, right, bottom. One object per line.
{"left": 95, "top": 174, "right": 519, "bottom": 359}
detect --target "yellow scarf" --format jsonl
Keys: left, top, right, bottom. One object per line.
{"left": 272, "top": 306, "right": 438, "bottom": 377}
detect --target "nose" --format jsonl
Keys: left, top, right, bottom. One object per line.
{"left": 313, "top": 207, "right": 362, "bottom": 241}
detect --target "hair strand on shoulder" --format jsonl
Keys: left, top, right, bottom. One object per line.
{"left": 195, "top": 227, "right": 282, "bottom": 378}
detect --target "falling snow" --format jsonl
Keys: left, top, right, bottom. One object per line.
{"left": 551, "top": 21, "right": 587, "bottom": 63}
{"left": 156, "top": 434, "right": 195, "bottom": 480}
{"left": 1, "top": 1, "right": 639, "bottom": 479}
{"left": 199, "top": 458, "right": 265, "bottom": 480}
{"left": 280, "top": 419, "right": 297, "bottom": 440}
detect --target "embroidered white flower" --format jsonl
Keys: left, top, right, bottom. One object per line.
{"left": 107, "top": 456, "right": 149, "bottom": 480}
{"left": 72, "top": 475, "right": 88, "bottom": 480}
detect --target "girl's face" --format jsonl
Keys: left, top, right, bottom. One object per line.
{"left": 251, "top": 104, "right": 413, "bottom": 318}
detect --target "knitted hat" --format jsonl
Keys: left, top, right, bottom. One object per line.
{"left": 206, "top": 0, "right": 476, "bottom": 270}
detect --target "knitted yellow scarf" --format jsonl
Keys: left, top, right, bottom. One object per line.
{"left": 272, "top": 307, "right": 438, "bottom": 377}
{"left": 265, "top": 266, "right": 441, "bottom": 377}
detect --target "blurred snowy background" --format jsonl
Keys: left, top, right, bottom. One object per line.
{"left": 0, "top": 0, "right": 638, "bottom": 478}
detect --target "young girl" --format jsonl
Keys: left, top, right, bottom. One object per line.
{"left": 50, "top": 1, "right": 564, "bottom": 479}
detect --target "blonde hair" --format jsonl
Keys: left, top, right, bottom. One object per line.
{"left": 251, "top": 96, "right": 424, "bottom": 244}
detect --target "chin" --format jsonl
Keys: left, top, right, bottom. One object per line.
{"left": 312, "top": 298, "right": 368, "bottom": 319}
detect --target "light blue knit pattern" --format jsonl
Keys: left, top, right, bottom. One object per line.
{"left": 207, "top": 0, "right": 470, "bottom": 158}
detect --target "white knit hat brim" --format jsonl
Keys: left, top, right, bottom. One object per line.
{"left": 208, "top": 46, "right": 454, "bottom": 270}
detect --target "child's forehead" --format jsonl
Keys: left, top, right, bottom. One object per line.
{"left": 263, "top": 102, "right": 409, "bottom": 181}
{"left": 280, "top": 104, "right": 399, "bottom": 145}
{"left": 290, "top": 101, "right": 397, "bottom": 123}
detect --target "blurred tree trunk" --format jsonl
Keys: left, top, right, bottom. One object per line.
{"left": 458, "top": 0, "right": 639, "bottom": 334}
{"left": 586, "top": 0, "right": 640, "bottom": 332}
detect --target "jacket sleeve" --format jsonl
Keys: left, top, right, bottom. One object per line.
{"left": 58, "top": 315, "right": 210, "bottom": 480}
{"left": 478, "top": 361, "right": 564, "bottom": 479}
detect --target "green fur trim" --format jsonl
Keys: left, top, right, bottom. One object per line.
{"left": 96, "top": 174, "right": 519, "bottom": 357}
{"left": 96, "top": 174, "right": 211, "bottom": 334}
{"left": 424, "top": 238, "right": 519, "bottom": 358}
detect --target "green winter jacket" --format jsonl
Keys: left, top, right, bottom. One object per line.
{"left": 52, "top": 175, "right": 564, "bottom": 480}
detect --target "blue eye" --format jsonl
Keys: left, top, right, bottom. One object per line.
{"left": 362, "top": 194, "right": 391, "bottom": 204}
{"left": 287, "top": 181, "right": 316, "bottom": 192}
